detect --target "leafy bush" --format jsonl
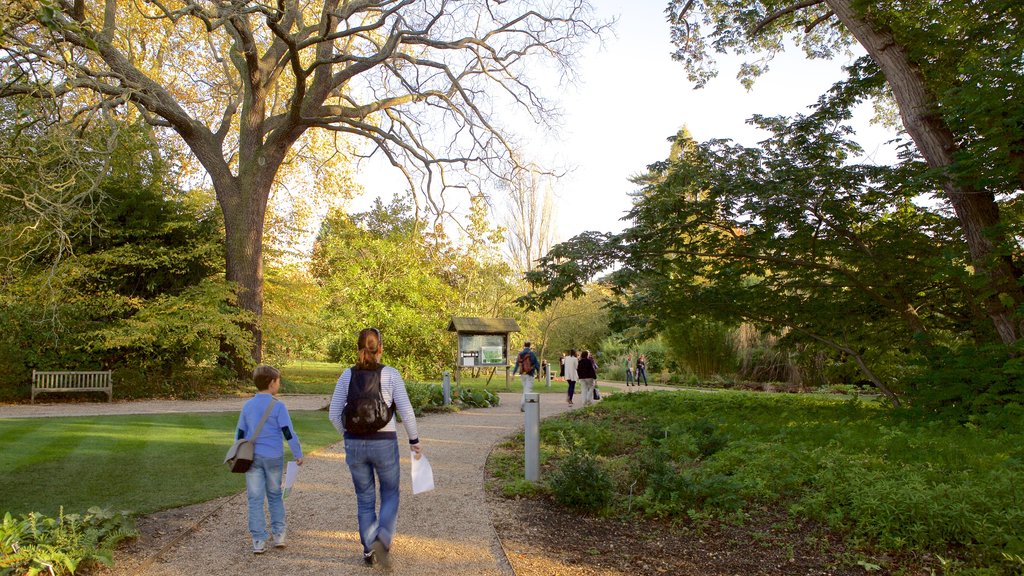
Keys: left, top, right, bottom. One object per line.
{"left": 0, "top": 507, "right": 137, "bottom": 576}
{"left": 548, "top": 435, "right": 614, "bottom": 513}
{"left": 662, "top": 317, "right": 739, "bottom": 379}
{"left": 906, "top": 343, "right": 1024, "bottom": 418}
{"left": 517, "top": 390, "right": 1024, "bottom": 573}
{"left": 403, "top": 382, "right": 500, "bottom": 414}
{"left": 0, "top": 122, "right": 249, "bottom": 400}
{"left": 455, "top": 386, "right": 500, "bottom": 408}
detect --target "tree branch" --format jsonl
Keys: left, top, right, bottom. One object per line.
{"left": 750, "top": 0, "right": 826, "bottom": 36}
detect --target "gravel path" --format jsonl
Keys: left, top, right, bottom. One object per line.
{"left": 0, "top": 394, "right": 332, "bottom": 418}
{"left": 51, "top": 391, "right": 581, "bottom": 576}
{"left": 1, "top": 382, "right": 672, "bottom": 575}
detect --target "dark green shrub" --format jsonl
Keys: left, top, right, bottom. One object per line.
{"left": 548, "top": 438, "right": 614, "bottom": 512}
{"left": 906, "top": 343, "right": 1024, "bottom": 419}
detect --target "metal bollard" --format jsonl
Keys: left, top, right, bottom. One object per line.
{"left": 545, "top": 363, "right": 551, "bottom": 388}
{"left": 524, "top": 392, "right": 540, "bottom": 482}
{"left": 442, "top": 371, "right": 452, "bottom": 406}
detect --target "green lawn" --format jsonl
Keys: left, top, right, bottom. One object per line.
{"left": 280, "top": 359, "right": 574, "bottom": 396}
{"left": 0, "top": 411, "right": 340, "bottom": 517}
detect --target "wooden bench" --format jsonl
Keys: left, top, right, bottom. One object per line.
{"left": 31, "top": 370, "right": 113, "bottom": 403}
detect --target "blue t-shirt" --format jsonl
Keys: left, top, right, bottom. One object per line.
{"left": 236, "top": 393, "right": 303, "bottom": 459}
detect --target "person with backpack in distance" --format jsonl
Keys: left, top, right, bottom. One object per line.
{"left": 329, "top": 327, "right": 422, "bottom": 570}
{"left": 236, "top": 365, "right": 304, "bottom": 554}
{"left": 511, "top": 340, "right": 540, "bottom": 412}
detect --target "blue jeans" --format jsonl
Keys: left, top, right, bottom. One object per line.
{"left": 246, "top": 454, "right": 285, "bottom": 541}
{"left": 345, "top": 437, "right": 401, "bottom": 553}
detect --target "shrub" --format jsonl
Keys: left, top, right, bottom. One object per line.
{"left": 456, "top": 386, "right": 500, "bottom": 408}
{"left": 529, "top": 390, "right": 1024, "bottom": 572}
{"left": 548, "top": 436, "right": 614, "bottom": 513}
{"left": 403, "top": 382, "right": 500, "bottom": 413}
{"left": 0, "top": 507, "right": 137, "bottom": 575}
{"left": 906, "top": 343, "right": 1024, "bottom": 418}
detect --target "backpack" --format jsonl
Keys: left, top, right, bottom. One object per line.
{"left": 518, "top": 351, "right": 534, "bottom": 375}
{"left": 342, "top": 365, "right": 395, "bottom": 434}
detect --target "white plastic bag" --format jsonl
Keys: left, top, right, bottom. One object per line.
{"left": 410, "top": 451, "right": 434, "bottom": 494}
{"left": 283, "top": 460, "right": 299, "bottom": 498}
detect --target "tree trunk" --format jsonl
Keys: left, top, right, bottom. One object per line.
{"left": 215, "top": 172, "right": 270, "bottom": 376}
{"left": 827, "top": 0, "right": 1023, "bottom": 345}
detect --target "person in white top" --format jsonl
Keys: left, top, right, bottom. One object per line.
{"left": 328, "top": 327, "right": 422, "bottom": 570}
{"left": 563, "top": 349, "right": 580, "bottom": 405}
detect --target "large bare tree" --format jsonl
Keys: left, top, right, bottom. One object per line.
{"left": 668, "top": 0, "right": 1024, "bottom": 346}
{"left": 1, "top": 0, "right": 606, "bottom": 370}
{"left": 503, "top": 167, "right": 557, "bottom": 274}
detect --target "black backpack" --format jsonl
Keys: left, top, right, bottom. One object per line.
{"left": 342, "top": 365, "right": 395, "bottom": 434}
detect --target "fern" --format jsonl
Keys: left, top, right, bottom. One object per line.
{"left": 0, "top": 507, "right": 137, "bottom": 575}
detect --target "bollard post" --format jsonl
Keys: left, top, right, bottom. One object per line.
{"left": 524, "top": 392, "right": 540, "bottom": 482}
{"left": 545, "top": 362, "right": 551, "bottom": 388}
{"left": 442, "top": 371, "right": 452, "bottom": 406}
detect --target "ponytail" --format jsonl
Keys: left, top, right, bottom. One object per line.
{"left": 356, "top": 327, "right": 382, "bottom": 369}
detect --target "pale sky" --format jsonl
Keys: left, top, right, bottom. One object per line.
{"left": 351, "top": 0, "right": 901, "bottom": 245}
{"left": 542, "top": 0, "right": 900, "bottom": 238}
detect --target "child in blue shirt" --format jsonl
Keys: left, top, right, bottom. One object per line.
{"left": 236, "top": 365, "right": 304, "bottom": 554}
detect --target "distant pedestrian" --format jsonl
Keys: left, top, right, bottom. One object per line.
{"left": 624, "top": 353, "right": 635, "bottom": 387}
{"left": 511, "top": 341, "right": 540, "bottom": 411}
{"left": 563, "top": 349, "right": 579, "bottom": 405}
{"left": 329, "top": 328, "right": 422, "bottom": 569}
{"left": 636, "top": 354, "right": 649, "bottom": 386}
{"left": 577, "top": 350, "right": 598, "bottom": 406}
{"left": 558, "top": 352, "right": 566, "bottom": 381}
{"left": 236, "top": 365, "right": 304, "bottom": 555}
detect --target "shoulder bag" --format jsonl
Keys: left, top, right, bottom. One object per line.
{"left": 224, "top": 398, "right": 277, "bottom": 473}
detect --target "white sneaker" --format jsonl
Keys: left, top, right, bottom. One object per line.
{"left": 272, "top": 532, "right": 286, "bottom": 548}
{"left": 253, "top": 540, "right": 267, "bottom": 554}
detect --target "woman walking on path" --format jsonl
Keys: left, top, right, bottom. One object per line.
{"left": 563, "top": 350, "right": 579, "bottom": 405}
{"left": 636, "top": 354, "right": 649, "bottom": 386}
{"left": 329, "top": 328, "right": 423, "bottom": 570}
{"left": 577, "top": 350, "right": 598, "bottom": 406}
{"left": 623, "top": 353, "right": 635, "bottom": 387}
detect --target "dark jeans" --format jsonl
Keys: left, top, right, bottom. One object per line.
{"left": 566, "top": 380, "right": 576, "bottom": 402}
{"left": 637, "top": 367, "right": 648, "bottom": 385}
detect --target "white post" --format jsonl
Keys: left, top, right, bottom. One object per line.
{"left": 524, "top": 392, "right": 540, "bottom": 482}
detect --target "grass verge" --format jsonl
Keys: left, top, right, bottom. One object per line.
{"left": 0, "top": 410, "right": 340, "bottom": 517}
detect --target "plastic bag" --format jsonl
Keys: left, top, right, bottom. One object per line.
{"left": 411, "top": 451, "right": 435, "bottom": 494}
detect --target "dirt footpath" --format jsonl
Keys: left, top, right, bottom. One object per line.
{"left": 2, "top": 383, "right": 666, "bottom": 575}
{"left": 0, "top": 394, "right": 331, "bottom": 418}
{"left": 84, "top": 391, "right": 578, "bottom": 576}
